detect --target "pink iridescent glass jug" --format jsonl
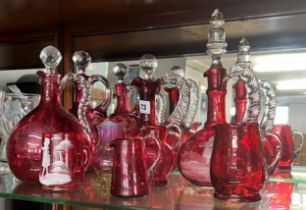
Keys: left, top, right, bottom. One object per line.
{"left": 94, "top": 63, "right": 139, "bottom": 171}
{"left": 232, "top": 38, "right": 282, "bottom": 176}
{"left": 177, "top": 9, "right": 228, "bottom": 186}
{"left": 131, "top": 54, "right": 190, "bottom": 186}
{"left": 7, "top": 46, "right": 91, "bottom": 182}
{"left": 110, "top": 137, "right": 161, "bottom": 197}
{"left": 211, "top": 58, "right": 265, "bottom": 202}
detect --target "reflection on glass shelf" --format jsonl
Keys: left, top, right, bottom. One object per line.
{"left": 0, "top": 169, "right": 305, "bottom": 209}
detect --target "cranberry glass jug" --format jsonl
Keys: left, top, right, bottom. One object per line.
{"left": 232, "top": 38, "right": 282, "bottom": 176}
{"left": 61, "top": 51, "right": 111, "bottom": 152}
{"left": 177, "top": 9, "right": 228, "bottom": 186}
{"left": 110, "top": 137, "right": 161, "bottom": 197}
{"left": 7, "top": 46, "right": 91, "bottom": 182}
{"left": 211, "top": 60, "right": 265, "bottom": 202}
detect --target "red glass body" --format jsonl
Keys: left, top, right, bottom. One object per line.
{"left": 178, "top": 63, "right": 226, "bottom": 186}
{"left": 233, "top": 79, "right": 281, "bottom": 176}
{"left": 39, "top": 132, "right": 86, "bottom": 191}
{"left": 132, "top": 77, "right": 174, "bottom": 186}
{"left": 7, "top": 71, "right": 91, "bottom": 182}
{"left": 272, "top": 125, "right": 303, "bottom": 169}
{"left": 110, "top": 138, "right": 149, "bottom": 197}
{"left": 211, "top": 123, "right": 265, "bottom": 202}
{"left": 93, "top": 83, "right": 139, "bottom": 171}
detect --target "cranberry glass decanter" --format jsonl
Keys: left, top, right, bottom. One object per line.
{"left": 210, "top": 59, "right": 265, "bottom": 202}
{"left": 131, "top": 54, "right": 177, "bottom": 186}
{"left": 177, "top": 9, "right": 227, "bottom": 186}
{"left": 95, "top": 63, "right": 139, "bottom": 171}
{"left": 61, "top": 51, "right": 111, "bottom": 152}
{"left": 232, "top": 38, "right": 282, "bottom": 176}
{"left": 7, "top": 46, "right": 91, "bottom": 182}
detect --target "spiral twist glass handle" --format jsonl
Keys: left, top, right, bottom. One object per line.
{"left": 259, "top": 80, "right": 276, "bottom": 132}
{"left": 161, "top": 73, "right": 190, "bottom": 129}
{"left": 184, "top": 79, "right": 199, "bottom": 128}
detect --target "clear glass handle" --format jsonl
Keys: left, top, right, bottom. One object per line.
{"left": 156, "top": 92, "right": 166, "bottom": 125}
{"left": 184, "top": 79, "right": 199, "bottom": 128}
{"left": 293, "top": 130, "right": 305, "bottom": 159}
{"left": 162, "top": 73, "right": 190, "bottom": 129}
{"left": 264, "top": 132, "right": 282, "bottom": 176}
{"left": 259, "top": 80, "right": 276, "bottom": 132}
{"left": 89, "top": 75, "right": 112, "bottom": 112}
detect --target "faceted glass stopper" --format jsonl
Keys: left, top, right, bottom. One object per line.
{"left": 72, "top": 51, "right": 91, "bottom": 73}
{"left": 113, "top": 63, "right": 128, "bottom": 82}
{"left": 39, "top": 45, "right": 62, "bottom": 71}
{"left": 207, "top": 8, "right": 227, "bottom": 57}
{"left": 170, "top": 66, "right": 185, "bottom": 78}
{"left": 237, "top": 37, "right": 251, "bottom": 65}
{"left": 139, "top": 54, "right": 158, "bottom": 78}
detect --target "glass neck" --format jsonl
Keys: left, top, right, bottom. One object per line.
{"left": 233, "top": 79, "right": 247, "bottom": 124}
{"left": 164, "top": 87, "right": 179, "bottom": 114}
{"left": 204, "top": 63, "right": 227, "bottom": 128}
{"left": 114, "top": 84, "right": 130, "bottom": 114}
{"left": 39, "top": 71, "right": 61, "bottom": 106}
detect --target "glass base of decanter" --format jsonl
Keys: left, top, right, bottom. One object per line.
{"left": 214, "top": 192, "right": 262, "bottom": 203}
{"left": 42, "top": 183, "right": 80, "bottom": 192}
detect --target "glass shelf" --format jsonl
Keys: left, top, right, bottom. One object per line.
{"left": 0, "top": 167, "right": 305, "bottom": 210}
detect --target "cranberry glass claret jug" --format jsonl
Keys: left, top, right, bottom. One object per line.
{"left": 131, "top": 54, "right": 190, "bottom": 186}
{"left": 7, "top": 46, "right": 91, "bottom": 183}
{"left": 232, "top": 38, "right": 282, "bottom": 176}
{"left": 211, "top": 59, "right": 265, "bottom": 203}
{"left": 61, "top": 51, "right": 111, "bottom": 153}
{"left": 177, "top": 9, "right": 228, "bottom": 186}
{"left": 94, "top": 63, "right": 139, "bottom": 172}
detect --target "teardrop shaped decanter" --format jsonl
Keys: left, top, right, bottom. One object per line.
{"left": 7, "top": 46, "right": 91, "bottom": 182}
{"left": 177, "top": 9, "right": 228, "bottom": 186}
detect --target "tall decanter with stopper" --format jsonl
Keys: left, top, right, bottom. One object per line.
{"left": 61, "top": 51, "right": 111, "bottom": 152}
{"left": 7, "top": 46, "right": 91, "bottom": 182}
{"left": 177, "top": 9, "right": 227, "bottom": 186}
{"left": 232, "top": 38, "right": 282, "bottom": 176}
{"left": 94, "top": 63, "right": 139, "bottom": 171}
{"left": 131, "top": 55, "right": 175, "bottom": 186}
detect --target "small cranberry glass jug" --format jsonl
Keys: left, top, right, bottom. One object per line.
{"left": 211, "top": 60, "right": 265, "bottom": 202}
{"left": 232, "top": 38, "right": 282, "bottom": 176}
{"left": 177, "top": 9, "right": 228, "bottom": 186}
{"left": 272, "top": 125, "right": 304, "bottom": 169}
{"left": 7, "top": 46, "right": 91, "bottom": 182}
{"left": 110, "top": 137, "right": 161, "bottom": 198}
{"left": 95, "top": 63, "right": 139, "bottom": 171}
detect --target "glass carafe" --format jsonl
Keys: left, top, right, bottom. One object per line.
{"left": 232, "top": 38, "right": 282, "bottom": 176}
{"left": 210, "top": 59, "right": 265, "bottom": 202}
{"left": 131, "top": 54, "right": 175, "bottom": 186}
{"left": 7, "top": 46, "right": 91, "bottom": 182}
{"left": 177, "top": 9, "right": 228, "bottom": 186}
{"left": 61, "top": 51, "right": 111, "bottom": 154}
{"left": 94, "top": 63, "right": 139, "bottom": 172}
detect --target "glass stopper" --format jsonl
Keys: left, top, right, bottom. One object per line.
{"left": 236, "top": 37, "right": 251, "bottom": 66}
{"left": 72, "top": 51, "right": 91, "bottom": 73}
{"left": 206, "top": 9, "right": 227, "bottom": 58}
{"left": 39, "top": 45, "right": 62, "bottom": 72}
{"left": 170, "top": 66, "right": 185, "bottom": 78}
{"left": 139, "top": 54, "right": 158, "bottom": 79}
{"left": 113, "top": 63, "right": 128, "bottom": 83}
